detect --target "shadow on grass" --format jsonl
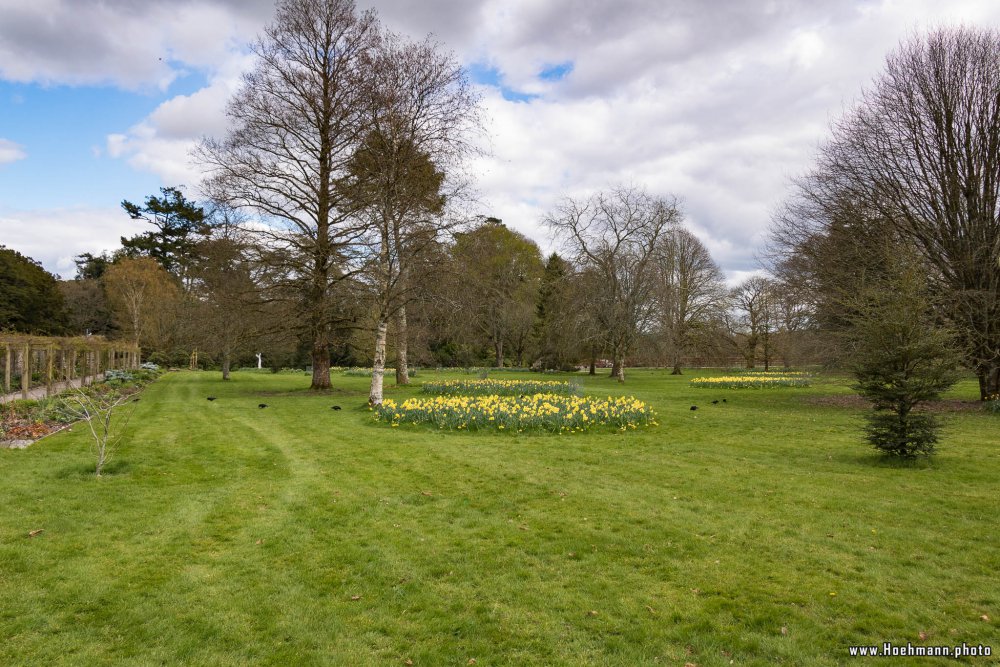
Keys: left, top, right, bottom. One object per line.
{"left": 838, "top": 451, "right": 939, "bottom": 470}
{"left": 55, "top": 460, "right": 132, "bottom": 479}
{"left": 252, "top": 387, "right": 365, "bottom": 398}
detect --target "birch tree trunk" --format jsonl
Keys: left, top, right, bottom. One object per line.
{"left": 369, "top": 317, "right": 389, "bottom": 405}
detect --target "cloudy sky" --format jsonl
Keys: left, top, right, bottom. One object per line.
{"left": 1, "top": 0, "right": 998, "bottom": 281}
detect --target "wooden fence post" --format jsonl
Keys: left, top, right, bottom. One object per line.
{"left": 45, "top": 346, "right": 53, "bottom": 397}
{"left": 21, "top": 344, "right": 30, "bottom": 400}
{"left": 3, "top": 344, "right": 10, "bottom": 394}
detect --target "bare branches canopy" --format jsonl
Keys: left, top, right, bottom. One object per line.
{"left": 771, "top": 26, "right": 1000, "bottom": 398}
{"left": 196, "top": 0, "right": 481, "bottom": 392}
{"left": 546, "top": 186, "right": 681, "bottom": 381}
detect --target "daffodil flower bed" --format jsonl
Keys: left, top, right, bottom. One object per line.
{"left": 735, "top": 370, "right": 807, "bottom": 376}
{"left": 690, "top": 375, "right": 811, "bottom": 389}
{"left": 374, "top": 393, "right": 656, "bottom": 432}
{"left": 420, "top": 379, "right": 580, "bottom": 396}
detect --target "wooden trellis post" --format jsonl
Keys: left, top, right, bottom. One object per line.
{"left": 0, "top": 336, "right": 146, "bottom": 398}
{"left": 3, "top": 344, "right": 10, "bottom": 394}
{"left": 46, "top": 346, "right": 54, "bottom": 397}
{"left": 21, "top": 344, "right": 30, "bottom": 400}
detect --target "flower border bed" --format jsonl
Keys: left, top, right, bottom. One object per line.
{"left": 1, "top": 366, "right": 162, "bottom": 448}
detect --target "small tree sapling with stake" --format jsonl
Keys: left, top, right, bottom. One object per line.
{"left": 65, "top": 386, "right": 137, "bottom": 476}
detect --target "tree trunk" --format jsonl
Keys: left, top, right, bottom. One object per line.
{"left": 610, "top": 354, "right": 625, "bottom": 382}
{"left": 395, "top": 306, "right": 409, "bottom": 386}
{"left": 589, "top": 345, "right": 596, "bottom": 376}
{"left": 310, "top": 336, "right": 331, "bottom": 390}
{"left": 979, "top": 364, "right": 1000, "bottom": 400}
{"left": 670, "top": 351, "right": 682, "bottom": 375}
{"left": 611, "top": 354, "right": 625, "bottom": 382}
{"left": 221, "top": 352, "right": 231, "bottom": 381}
{"left": 494, "top": 339, "right": 504, "bottom": 368}
{"left": 369, "top": 317, "right": 389, "bottom": 405}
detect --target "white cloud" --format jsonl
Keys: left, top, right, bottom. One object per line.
{"left": 103, "top": 52, "right": 254, "bottom": 188}
{"left": 0, "top": 0, "right": 269, "bottom": 89}
{"left": 0, "top": 206, "right": 137, "bottom": 278}
{"left": 724, "top": 268, "right": 769, "bottom": 288}
{"left": 9, "top": 0, "right": 1000, "bottom": 277}
{"left": 0, "top": 138, "right": 26, "bottom": 164}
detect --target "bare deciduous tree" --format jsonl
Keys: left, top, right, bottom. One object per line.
{"left": 727, "top": 276, "right": 776, "bottom": 370}
{"left": 547, "top": 186, "right": 679, "bottom": 382}
{"left": 343, "top": 33, "right": 480, "bottom": 405}
{"left": 185, "top": 211, "right": 265, "bottom": 381}
{"left": 197, "top": 0, "right": 380, "bottom": 390}
{"left": 653, "top": 226, "right": 727, "bottom": 374}
{"left": 777, "top": 27, "right": 1000, "bottom": 398}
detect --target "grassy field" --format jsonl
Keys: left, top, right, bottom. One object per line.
{"left": 1, "top": 369, "right": 998, "bottom": 665}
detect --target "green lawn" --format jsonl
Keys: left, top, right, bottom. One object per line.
{"left": 1, "top": 369, "right": 998, "bottom": 665}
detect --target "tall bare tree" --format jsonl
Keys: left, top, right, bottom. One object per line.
{"left": 546, "top": 186, "right": 679, "bottom": 382}
{"left": 343, "top": 33, "right": 480, "bottom": 405}
{"left": 185, "top": 215, "right": 266, "bottom": 381}
{"left": 726, "top": 276, "right": 777, "bottom": 370}
{"left": 768, "top": 278, "right": 813, "bottom": 368}
{"left": 653, "top": 226, "right": 727, "bottom": 374}
{"left": 778, "top": 27, "right": 1000, "bottom": 399}
{"left": 197, "top": 0, "right": 380, "bottom": 390}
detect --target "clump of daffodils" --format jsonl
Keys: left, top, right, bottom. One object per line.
{"left": 421, "top": 379, "right": 581, "bottom": 396}
{"left": 690, "top": 375, "right": 811, "bottom": 389}
{"left": 373, "top": 393, "right": 656, "bottom": 433}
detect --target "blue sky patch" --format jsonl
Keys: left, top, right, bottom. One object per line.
{"left": 466, "top": 62, "right": 538, "bottom": 103}
{"left": 539, "top": 61, "right": 573, "bottom": 81}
